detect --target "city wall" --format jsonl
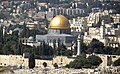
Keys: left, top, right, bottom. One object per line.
{"left": 0, "top": 55, "right": 74, "bottom": 68}
{"left": 0, "top": 54, "right": 119, "bottom": 68}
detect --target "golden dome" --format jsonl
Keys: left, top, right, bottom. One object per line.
{"left": 49, "top": 15, "right": 70, "bottom": 29}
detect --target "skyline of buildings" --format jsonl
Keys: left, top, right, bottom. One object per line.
{"left": 0, "top": 0, "right": 120, "bottom": 74}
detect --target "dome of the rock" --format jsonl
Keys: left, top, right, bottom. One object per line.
{"left": 49, "top": 15, "right": 70, "bottom": 29}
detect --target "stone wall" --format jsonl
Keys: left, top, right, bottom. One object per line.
{"left": 0, "top": 55, "right": 74, "bottom": 67}
{"left": 0, "top": 54, "right": 119, "bottom": 68}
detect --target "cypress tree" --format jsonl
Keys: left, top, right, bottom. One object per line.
{"left": 29, "top": 53, "right": 35, "bottom": 69}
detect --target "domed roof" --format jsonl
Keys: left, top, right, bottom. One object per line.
{"left": 28, "top": 36, "right": 34, "bottom": 41}
{"left": 49, "top": 15, "right": 70, "bottom": 29}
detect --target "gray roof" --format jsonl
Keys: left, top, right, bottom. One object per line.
{"left": 36, "top": 33, "right": 74, "bottom": 37}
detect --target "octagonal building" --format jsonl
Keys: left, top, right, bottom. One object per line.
{"left": 36, "top": 15, "right": 76, "bottom": 48}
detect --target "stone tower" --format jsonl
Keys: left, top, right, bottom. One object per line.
{"left": 77, "top": 34, "right": 81, "bottom": 56}
{"left": 3, "top": 26, "right": 6, "bottom": 36}
{"left": 100, "top": 20, "right": 105, "bottom": 38}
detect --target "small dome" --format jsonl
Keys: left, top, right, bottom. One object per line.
{"left": 49, "top": 15, "right": 70, "bottom": 29}
{"left": 109, "top": 9, "right": 117, "bottom": 14}
{"left": 13, "top": 28, "right": 21, "bottom": 31}
{"left": 28, "top": 36, "right": 34, "bottom": 41}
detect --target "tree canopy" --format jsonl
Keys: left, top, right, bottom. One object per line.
{"left": 87, "top": 55, "right": 102, "bottom": 66}
{"left": 66, "top": 54, "right": 102, "bottom": 69}
{"left": 29, "top": 53, "right": 35, "bottom": 69}
{"left": 82, "top": 38, "right": 120, "bottom": 55}
{"left": 113, "top": 58, "right": 120, "bottom": 66}
{"left": 43, "top": 62, "right": 47, "bottom": 67}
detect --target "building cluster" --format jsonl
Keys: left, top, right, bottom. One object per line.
{"left": 70, "top": 9, "right": 120, "bottom": 48}
{"left": 0, "top": 0, "right": 120, "bottom": 71}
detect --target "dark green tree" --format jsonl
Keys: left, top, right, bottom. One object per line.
{"left": 0, "top": 13, "right": 6, "bottom": 19}
{"left": 20, "top": 23, "right": 30, "bottom": 38}
{"left": 2, "top": 33, "right": 20, "bottom": 55}
{"left": 43, "top": 62, "right": 47, "bottom": 67}
{"left": 83, "top": 64, "right": 92, "bottom": 68}
{"left": 53, "top": 63, "right": 58, "bottom": 69}
{"left": 81, "top": 42, "right": 88, "bottom": 53}
{"left": 86, "top": 39, "right": 104, "bottom": 54}
{"left": 29, "top": 53, "right": 35, "bottom": 69}
{"left": 66, "top": 50, "right": 73, "bottom": 57}
{"left": 67, "top": 53, "right": 87, "bottom": 69}
{"left": 112, "top": 47, "right": 120, "bottom": 55}
{"left": 40, "top": 42, "right": 54, "bottom": 56}
{"left": 103, "top": 46, "right": 113, "bottom": 54}
{"left": 87, "top": 55, "right": 102, "bottom": 66}
{"left": 113, "top": 58, "right": 120, "bottom": 66}
{"left": 0, "top": 27, "right": 3, "bottom": 43}
{"left": 66, "top": 54, "right": 102, "bottom": 69}
{"left": 65, "top": 64, "right": 70, "bottom": 68}
{"left": 57, "top": 43, "right": 67, "bottom": 56}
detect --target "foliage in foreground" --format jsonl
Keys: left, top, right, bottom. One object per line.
{"left": 66, "top": 54, "right": 102, "bottom": 69}
{"left": 29, "top": 53, "right": 35, "bottom": 69}
{"left": 43, "top": 62, "right": 47, "bottom": 67}
{"left": 113, "top": 58, "right": 120, "bottom": 66}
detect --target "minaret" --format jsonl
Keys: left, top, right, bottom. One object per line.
{"left": 100, "top": 20, "right": 105, "bottom": 38}
{"left": 77, "top": 34, "right": 81, "bottom": 56}
{"left": 3, "top": 26, "right": 6, "bottom": 36}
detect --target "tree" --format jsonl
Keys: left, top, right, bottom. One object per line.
{"left": 83, "top": 64, "right": 92, "bottom": 68}
{"left": 65, "top": 64, "right": 70, "bottom": 68}
{"left": 113, "top": 58, "right": 120, "bottom": 66}
{"left": 84, "top": 39, "right": 120, "bottom": 55}
{"left": 53, "top": 63, "right": 58, "bottom": 69}
{"left": 87, "top": 55, "right": 102, "bottom": 66}
{"left": 0, "top": 27, "right": 3, "bottom": 43}
{"left": 67, "top": 53, "right": 87, "bottom": 69}
{"left": 66, "top": 54, "right": 102, "bottom": 69}
{"left": 29, "top": 53, "right": 35, "bottom": 69}
{"left": 40, "top": 42, "right": 54, "bottom": 56}
{"left": 69, "top": 59, "right": 85, "bottom": 69}
{"left": 81, "top": 42, "right": 87, "bottom": 53}
{"left": 112, "top": 47, "right": 120, "bottom": 55}
{"left": 43, "top": 62, "right": 47, "bottom": 67}
{"left": 57, "top": 43, "right": 67, "bottom": 56}
{"left": 103, "top": 46, "right": 113, "bottom": 54}
{"left": 0, "top": 13, "right": 6, "bottom": 19}
{"left": 76, "top": 53, "right": 86, "bottom": 60}
{"left": 2, "top": 33, "right": 20, "bottom": 55}
{"left": 20, "top": 23, "right": 30, "bottom": 38}
{"left": 86, "top": 39, "right": 104, "bottom": 54}
{"left": 89, "top": 39, "right": 104, "bottom": 49}
{"left": 66, "top": 50, "right": 73, "bottom": 57}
